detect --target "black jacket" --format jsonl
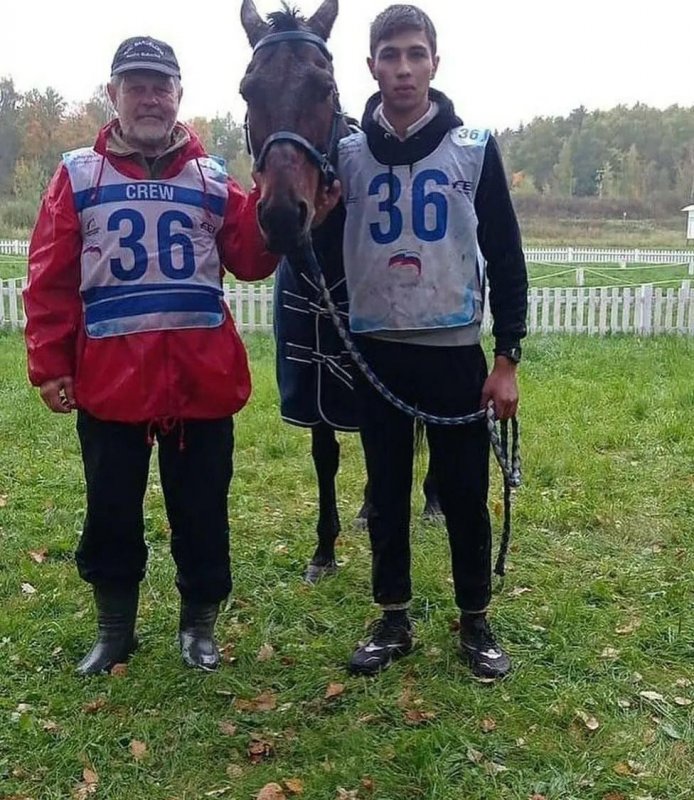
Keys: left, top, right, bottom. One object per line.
{"left": 361, "top": 89, "right": 528, "bottom": 352}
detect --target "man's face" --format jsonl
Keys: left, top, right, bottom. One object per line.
{"left": 368, "top": 30, "right": 439, "bottom": 116}
{"left": 107, "top": 70, "right": 182, "bottom": 153}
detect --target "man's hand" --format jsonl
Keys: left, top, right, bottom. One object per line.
{"left": 480, "top": 357, "right": 519, "bottom": 420}
{"left": 313, "top": 179, "right": 342, "bottom": 227}
{"left": 39, "top": 376, "right": 76, "bottom": 413}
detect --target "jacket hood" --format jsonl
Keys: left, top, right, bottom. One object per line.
{"left": 361, "top": 88, "right": 463, "bottom": 166}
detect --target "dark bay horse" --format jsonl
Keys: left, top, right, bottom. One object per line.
{"left": 239, "top": 0, "right": 441, "bottom": 582}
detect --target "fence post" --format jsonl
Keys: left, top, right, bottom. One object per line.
{"left": 689, "top": 260, "right": 694, "bottom": 276}
{"left": 640, "top": 283, "right": 653, "bottom": 335}
{"left": 576, "top": 268, "right": 585, "bottom": 286}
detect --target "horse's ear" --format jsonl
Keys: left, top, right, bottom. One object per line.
{"left": 240, "top": 0, "right": 270, "bottom": 47}
{"left": 307, "top": 0, "right": 338, "bottom": 41}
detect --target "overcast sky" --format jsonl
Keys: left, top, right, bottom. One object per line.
{"left": 3, "top": 0, "right": 691, "bottom": 130}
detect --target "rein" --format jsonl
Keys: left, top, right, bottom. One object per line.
{"left": 244, "top": 30, "right": 343, "bottom": 187}
{"left": 292, "top": 241, "right": 522, "bottom": 580}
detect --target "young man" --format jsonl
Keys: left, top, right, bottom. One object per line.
{"left": 22, "top": 36, "right": 282, "bottom": 675}
{"left": 337, "top": 5, "right": 528, "bottom": 678}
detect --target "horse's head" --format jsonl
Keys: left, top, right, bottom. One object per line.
{"left": 240, "top": 0, "right": 340, "bottom": 253}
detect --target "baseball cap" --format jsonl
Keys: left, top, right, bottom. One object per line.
{"left": 111, "top": 36, "right": 181, "bottom": 79}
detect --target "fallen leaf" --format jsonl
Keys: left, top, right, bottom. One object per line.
{"left": 236, "top": 692, "right": 277, "bottom": 713}
{"left": 467, "top": 748, "right": 484, "bottom": 764}
{"left": 674, "top": 697, "right": 692, "bottom": 707}
{"left": 73, "top": 767, "right": 99, "bottom": 800}
{"left": 617, "top": 698, "right": 632, "bottom": 709}
{"left": 404, "top": 709, "right": 436, "bottom": 725}
{"left": 576, "top": 710, "right": 600, "bottom": 731}
{"left": 0, "top": 495, "right": 7, "bottom": 507}
{"left": 257, "top": 644, "right": 275, "bottom": 662}
{"left": 530, "top": 795, "right": 548, "bottom": 800}
{"left": 615, "top": 621, "right": 640, "bottom": 635}
{"left": 675, "top": 678, "right": 692, "bottom": 688}
{"left": 110, "top": 663, "right": 128, "bottom": 677}
{"left": 219, "top": 721, "right": 238, "bottom": 736}
{"left": 480, "top": 717, "right": 497, "bottom": 733}
{"left": 509, "top": 587, "right": 532, "bottom": 598}
{"left": 360, "top": 777, "right": 374, "bottom": 792}
{"left": 247, "top": 736, "right": 274, "bottom": 764}
{"left": 325, "top": 683, "right": 346, "bottom": 700}
{"left": 483, "top": 761, "right": 508, "bottom": 776}
{"left": 613, "top": 762, "right": 633, "bottom": 776}
{"left": 84, "top": 768, "right": 99, "bottom": 785}
{"left": 83, "top": 698, "right": 107, "bottom": 714}
{"left": 256, "top": 783, "right": 286, "bottom": 800}
{"left": 335, "top": 790, "right": 359, "bottom": 800}
{"left": 41, "top": 719, "right": 61, "bottom": 734}
{"left": 357, "top": 714, "right": 379, "bottom": 724}
{"left": 639, "top": 691, "right": 664, "bottom": 702}
{"left": 600, "top": 647, "right": 620, "bottom": 659}
{"left": 21, "top": 583, "right": 37, "bottom": 595}
{"left": 29, "top": 549, "right": 48, "bottom": 564}
{"left": 283, "top": 778, "right": 304, "bottom": 795}
{"left": 602, "top": 794, "right": 627, "bottom": 800}
{"left": 129, "top": 740, "right": 147, "bottom": 761}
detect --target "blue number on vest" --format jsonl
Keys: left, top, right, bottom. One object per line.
{"left": 107, "top": 209, "right": 196, "bottom": 280}
{"left": 158, "top": 211, "right": 196, "bottom": 279}
{"left": 369, "top": 169, "right": 449, "bottom": 245}
{"left": 368, "top": 173, "right": 403, "bottom": 244}
{"left": 108, "top": 209, "right": 148, "bottom": 280}
{"left": 412, "top": 169, "right": 449, "bottom": 242}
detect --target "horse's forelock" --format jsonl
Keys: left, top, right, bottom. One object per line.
{"left": 267, "top": 3, "right": 308, "bottom": 32}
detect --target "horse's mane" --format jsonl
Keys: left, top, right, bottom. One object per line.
{"left": 267, "top": 3, "right": 308, "bottom": 31}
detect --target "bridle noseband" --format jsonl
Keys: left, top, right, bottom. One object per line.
{"left": 244, "top": 30, "right": 343, "bottom": 187}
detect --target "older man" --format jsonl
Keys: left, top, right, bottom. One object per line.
{"left": 23, "top": 36, "right": 279, "bottom": 675}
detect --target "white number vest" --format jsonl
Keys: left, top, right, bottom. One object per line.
{"left": 337, "top": 126, "right": 488, "bottom": 333}
{"left": 63, "top": 148, "right": 229, "bottom": 338}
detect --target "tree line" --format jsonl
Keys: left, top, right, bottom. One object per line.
{"left": 2, "top": 76, "right": 693, "bottom": 221}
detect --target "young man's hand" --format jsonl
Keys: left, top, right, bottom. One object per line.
{"left": 39, "top": 376, "right": 76, "bottom": 413}
{"left": 480, "top": 357, "right": 518, "bottom": 420}
{"left": 313, "top": 179, "right": 342, "bottom": 227}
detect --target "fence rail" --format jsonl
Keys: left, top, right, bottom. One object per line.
{"left": 3, "top": 240, "right": 694, "bottom": 263}
{"left": 3, "top": 278, "right": 693, "bottom": 336}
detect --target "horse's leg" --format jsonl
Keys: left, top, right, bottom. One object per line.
{"left": 422, "top": 436, "right": 444, "bottom": 521}
{"left": 304, "top": 422, "right": 340, "bottom": 583}
{"left": 354, "top": 476, "right": 370, "bottom": 529}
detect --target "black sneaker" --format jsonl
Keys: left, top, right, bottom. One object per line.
{"left": 349, "top": 616, "right": 413, "bottom": 675}
{"left": 459, "top": 614, "right": 511, "bottom": 679}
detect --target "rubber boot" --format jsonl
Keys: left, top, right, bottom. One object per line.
{"left": 75, "top": 584, "right": 139, "bottom": 676}
{"left": 178, "top": 600, "right": 221, "bottom": 671}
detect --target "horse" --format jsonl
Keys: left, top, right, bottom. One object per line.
{"left": 239, "top": 0, "right": 442, "bottom": 584}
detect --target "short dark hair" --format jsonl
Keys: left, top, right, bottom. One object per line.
{"left": 369, "top": 5, "right": 437, "bottom": 57}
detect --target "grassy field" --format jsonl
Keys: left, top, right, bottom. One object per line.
{"left": 3, "top": 253, "right": 693, "bottom": 291}
{"left": 0, "top": 331, "right": 692, "bottom": 800}
{"left": 520, "top": 218, "right": 687, "bottom": 250}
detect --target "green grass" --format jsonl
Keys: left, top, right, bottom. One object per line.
{"left": 520, "top": 217, "right": 688, "bottom": 249}
{"left": 526, "top": 262, "right": 694, "bottom": 289}
{"left": 0, "top": 254, "right": 27, "bottom": 281}
{"left": 0, "top": 332, "right": 693, "bottom": 800}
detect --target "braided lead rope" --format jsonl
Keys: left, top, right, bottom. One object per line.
{"left": 290, "top": 243, "right": 522, "bottom": 577}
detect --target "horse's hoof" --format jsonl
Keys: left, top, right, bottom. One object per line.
{"left": 303, "top": 560, "right": 338, "bottom": 584}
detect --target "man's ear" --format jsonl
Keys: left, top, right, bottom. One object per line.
{"left": 106, "top": 82, "right": 117, "bottom": 107}
{"left": 431, "top": 54, "right": 440, "bottom": 80}
{"left": 367, "top": 56, "right": 377, "bottom": 80}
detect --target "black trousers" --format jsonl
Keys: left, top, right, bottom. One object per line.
{"left": 75, "top": 411, "right": 234, "bottom": 603}
{"left": 354, "top": 337, "right": 492, "bottom": 613}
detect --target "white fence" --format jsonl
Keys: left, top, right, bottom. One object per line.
{"left": 3, "top": 278, "right": 694, "bottom": 336}
{"left": 0, "top": 240, "right": 29, "bottom": 256}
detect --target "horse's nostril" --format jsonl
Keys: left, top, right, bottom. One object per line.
{"left": 256, "top": 200, "right": 265, "bottom": 219}
{"left": 297, "top": 201, "right": 308, "bottom": 230}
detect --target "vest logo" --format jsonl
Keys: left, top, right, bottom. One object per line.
{"left": 125, "top": 183, "right": 175, "bottom": 201}
{"left": 452, "top": 179, "right": 473, "bottom": 197}
{"left": 83, "top": 245, "right": 102, "bottom": 258}
{"left": 388, "top": 250, "right": 422, "bottom": 276}
{"left": 85, "top": 217, "right": 101, "bottom": 237}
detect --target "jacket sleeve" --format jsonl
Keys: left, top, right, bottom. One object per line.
{"left": 23, "top": 164, "right": 83, "bottom": 386}
{"left": 475, "top": 136, "right": 528, "bottom": 352}
{"left": 217, "top": 178, "right": 278, "bottom": 281}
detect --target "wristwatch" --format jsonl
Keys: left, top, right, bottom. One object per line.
{"left": 494, "top": 346, "right": 522, "bottom": 364}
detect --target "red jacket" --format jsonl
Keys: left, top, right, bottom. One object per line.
{"left": 24, "top": 122, "right": 277, "bottom": 423}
